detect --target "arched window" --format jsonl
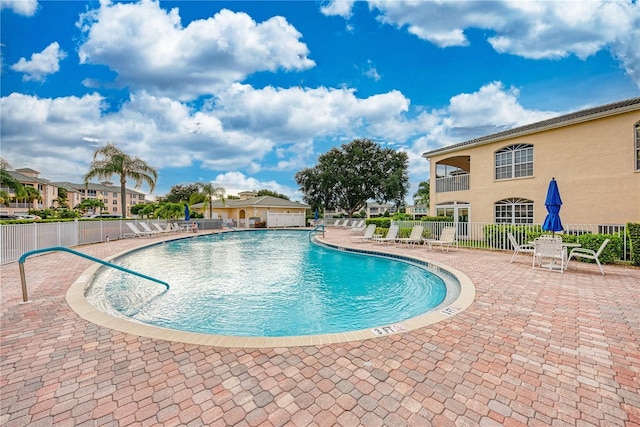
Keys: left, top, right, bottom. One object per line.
{"left": 495, "top": 144, "right": 533, "bottom": 180}
{"left": 495, "top": 198, "right": 534, "bottom": 224}
{"left": 635, "top": 122, "right": 640, "bottom": 171}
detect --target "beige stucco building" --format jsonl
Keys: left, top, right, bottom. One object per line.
{"left": 191, "top": 191, "right": 309, "bottom": 228}
{"left": 422, "top": 97, "right": 640, "bottom": 229}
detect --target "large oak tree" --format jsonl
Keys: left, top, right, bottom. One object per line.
{"left": 296, "top": 138, "right": 409, "bottom": 217}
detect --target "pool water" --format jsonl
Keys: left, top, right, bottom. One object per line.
{"left": 87, "top": 230, "right": 449, "bottom": 337}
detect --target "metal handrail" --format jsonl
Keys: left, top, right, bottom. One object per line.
{"left": 309, "top": 224, "right": 325, "bottom": 240}
{"left": 224, "top": 223, "right": 239, "bottom": 231}
{"left": 18, "top": 246, "right": 169, "bottom": 303}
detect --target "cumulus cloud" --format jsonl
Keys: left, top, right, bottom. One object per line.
{"left": 76, "top": 1, "right": 315, "bottom": 100}
{"left": 0, "top": 78, "right": 559, "bottom": 199}
{"left": 320, "top": 0, "right": 356, "bottom": 18}
{"left": 1, "top": 0, "right": 38, "bottom": 16}
{"left": 11, "top": 42, "right": 67, "bottom": 81}
{"left": 209, "top": 171, "right": 301, "bottom": 199}
{"left": 327, "top": 0, "right": 640, "bottom": 88}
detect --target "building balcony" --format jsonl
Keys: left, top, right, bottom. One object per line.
{"left": 435, "top": 174, "right": 470, "bottom": 193}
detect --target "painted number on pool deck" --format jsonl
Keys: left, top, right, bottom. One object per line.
{"left": 371, "top": 324, "right": 406, "bottom": 336}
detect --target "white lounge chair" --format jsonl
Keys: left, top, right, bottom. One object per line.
{"left": 373, "top": 224, "right": 400, "bottom": 245}
{"left": 350, "top": 224, "right": 377, "bottom": 243}
{"left": 396, "top": 225, "right": 425, "bottom": 247}
{"left": 153, "top": 223, "right": 173, "bottom": 234}
{"left": 124, "top": 222, "right": 155, "bottom": 238}
{"left": 329, "top": 219, "right": 344, "bottom": 227}
{"left": 507, "top": 232, "right": 535, "bottom": 263}
{"left": 532, "top": 236, "right": 566, "bottom": 273}
{"left": 139, "top": 222, "right": 161, "bottom": 235}
{"left": 350, "top": 220, "right": 367, "bottom": 234}
{"left": 567, "top": 238, "right": 609, "bottom": 275}
{"left": 425, "top": 227, "right": 457, "bottom": 252}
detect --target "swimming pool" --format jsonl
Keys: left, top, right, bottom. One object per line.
{"left": 85, "top": 230, "right": 460, "bottom": 338}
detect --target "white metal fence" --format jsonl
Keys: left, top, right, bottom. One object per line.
{"left": 1, "top": 219, "right": 630, "bottom": 265}
{"left": 0, "top": 219, "right": 223, "bottom": 265}
{"left": 393, "top": 220, "right": 629, "bottom": 260}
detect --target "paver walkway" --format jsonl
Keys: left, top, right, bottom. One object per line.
{"left": 1, "top": 228, "right": 639, "bottom": 426}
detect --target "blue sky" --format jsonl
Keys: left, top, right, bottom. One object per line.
{"left": 2, "top": 0, "right": 639, "bottom": 202}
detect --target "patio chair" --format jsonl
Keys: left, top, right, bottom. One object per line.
{"left": 567, "top": 238, "right": 609, "bottom": 275}
{"left": 425, "top": 227, "right": 456, "bottom": 252}
{"left": 153, "top": 223, "right": 173, "bottom": 234}
{"left": 373, "top": 224, "right": 400, "bottom": 245}
{"left": 396, "top": 225, "right": 425, "bottom": 247}
{"left": 139, "top": 222, "right": 161, "bottom": 235}
{"left": 532, "top": 236, "right": 566, "bottom": 273}
{"left": 350, "top": 220, "right": 366, "bottom": 234}
{"left": 124, "top": 222, "right": 155, "bottom": 238}
{"left": 350, "top": 224, "right": 377, "bottom": 243}
{"left": 507, "top": 232, "right": 535, "bottom": 263}
{"left": 329, "top": 219, "right": 344, "bottom": 227}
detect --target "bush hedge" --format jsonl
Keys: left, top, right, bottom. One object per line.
{"left": 627, "top": 222, "right": 640, "bottom": 266}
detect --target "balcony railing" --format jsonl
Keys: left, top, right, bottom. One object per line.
{"left": 435, "top": 174, "right": 469, "bottom": 193}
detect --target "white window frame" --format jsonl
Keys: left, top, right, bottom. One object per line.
{"left": 495, "top": 198, "right": 534, "bottom": 224}
{"left": 635, "top": 122, "right": 640, "bottom": 171}
{"left": 495, "top": 144, "right": 533, "bottom": 180}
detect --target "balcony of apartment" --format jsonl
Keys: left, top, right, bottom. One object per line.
{"left": 435, "top": 156, "right": 470, "bottom": 193}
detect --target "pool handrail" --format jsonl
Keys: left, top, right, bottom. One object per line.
{"left": 309, "top": 224, "right": 325, "bottom": 239}
{"left": 223, "top": 222, "right": 239, "bottom": 231}
{"left": 18, "top": 246, "right": 170, "bottom": 303}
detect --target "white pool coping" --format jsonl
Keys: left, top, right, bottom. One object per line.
{"left": 66, "top": 231, "right": 476, "bottom": 348}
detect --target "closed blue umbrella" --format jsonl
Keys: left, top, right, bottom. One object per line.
{"left": 542, "top": 178, "right": 563, "bottom": 236}
{"left": 184, "top": 204, "right": 190, "bottom": 221}
{"left": 314, "top": 208, "right": 319, "bottom": 222}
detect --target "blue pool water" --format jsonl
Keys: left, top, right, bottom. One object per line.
{"left": 87, "top": 230, "right": 449, "bottom": 337}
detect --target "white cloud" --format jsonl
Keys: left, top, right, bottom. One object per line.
{"left": 11, "top": 42, "right": 67, "bottom": 81}
{"left": 320, "top": 0, "right": 356, "bottom": 18}
{"left": 209, "top": 171, "right": 301, "bottom": 200}
{"left": 363, "top": 0, "right": 640, "bottom": 88}
{"left": 1, "top": 79, "right": 559, "bottom": 200}
{"left": 1, "top": 0, "right": 38, "bottom": 16}
{"left": 76, "top": 1, "right": 315, "bottom": 100}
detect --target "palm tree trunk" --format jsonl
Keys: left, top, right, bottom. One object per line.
{"left": 120, "top": 176, "right": 127, "bottom": 218}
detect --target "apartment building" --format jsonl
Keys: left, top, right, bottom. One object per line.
{"left": 0, "top": 165, "right": 148, "bottom": 216}
{"left": 422, "top": 97, "right": 640, "bottom": 231}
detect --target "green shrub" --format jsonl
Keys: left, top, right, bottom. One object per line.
{"left": 574, "top": 234, "right": 622, "bottom": 265}
{"left": 367, "top": 217, "right": 391, "bottom": 229}
{"left": 483, "top": 224, "right": 542, "bottom": 249}
{"left": 628, "top": 223, "right": 640, "bottom": 266}
{"left": 526, "top": 231, "right": 578, "bottom": 244}
{"left": 421, "top": 216, "right": 453, "bottom": 222}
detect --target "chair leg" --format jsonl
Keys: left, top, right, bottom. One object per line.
{"left": 510, "top": 250, "right": 518, "bottom": 263}
{"left": 596, "top": 258, "right": 604, "bottom": 275}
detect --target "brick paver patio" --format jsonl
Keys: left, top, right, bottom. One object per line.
{"left": 1, "top": 228, "right": 639, "bottom": 426}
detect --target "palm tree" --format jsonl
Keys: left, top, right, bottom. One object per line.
{"left": 0, "top": 158, "right": 25, "bottom": 196}
{"left": 84, "top": 143, "right": 157, "bottom": 218}
{"left": 413, "top": 180, "right": 430, "bottom": 210}
{"left": 199, "top": 183, "right": 225, "bottom": 219}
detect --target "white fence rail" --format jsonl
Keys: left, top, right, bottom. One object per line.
{"left": 0, "top": 219, "right": 223, "bottom": 265}
{"left": 393, "top": 220, "right": 629, "bottom": 260}
{"left": 1, "top": 219, "right": 630, "bottom": 265}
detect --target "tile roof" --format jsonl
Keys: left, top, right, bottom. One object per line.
{"left": 193, "top": 195, "right": 309, "bottom": 209}
{"left": 423, "top": 96, "right": 640, "bottom": 157}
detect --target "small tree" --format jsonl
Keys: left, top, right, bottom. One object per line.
{"left": 295, "top": 138, "right": 409, "bottom": 217}
{"left": 199, "top": 183, "right": 225, "bottom": 219}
